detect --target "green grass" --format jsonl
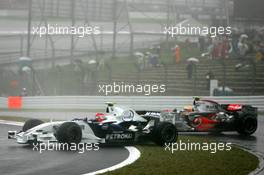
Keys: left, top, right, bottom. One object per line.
{"left": 104, "top": 136, "right": 258, "bottom": 175}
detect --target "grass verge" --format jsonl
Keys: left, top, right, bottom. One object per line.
{"left": 104, "top": 136, "right": 258, "bottom": 175}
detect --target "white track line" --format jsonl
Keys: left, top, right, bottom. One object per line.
{"left": 0, "top": 120, "right": 141, "bottom": 175}
{"left": 235, "top": 145, "right": 264, "bottom": 175}
{"left": 83, "top": 146, "right": 140, "bottom": 175}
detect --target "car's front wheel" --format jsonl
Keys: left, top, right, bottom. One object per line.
{"left": 152, "top": 122, "right": 178, "bottom": 146}
{"left": 56, "top": 122, "right": 82, "bottom": 144}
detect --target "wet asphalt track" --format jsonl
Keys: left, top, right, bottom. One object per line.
{"left": 0, "top": 124, "right": 129, "bottom": 175}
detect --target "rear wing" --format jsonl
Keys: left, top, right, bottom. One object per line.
{"left": 221, "top": 104, "right": 258, "bottom": 117}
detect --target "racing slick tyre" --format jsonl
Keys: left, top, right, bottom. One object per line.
{"left": 236, "top": 116, "right": 257, "bottom": 136}
{"left": 152, "top": 122, "right": 178, "bottom": 146}
{"left": 22, "top": 119, "right": 44, "bottom": 132}
{"left": 56, "top": 122, "right": 82, "bottom": 144}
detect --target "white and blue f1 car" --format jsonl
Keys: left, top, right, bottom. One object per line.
{"left": 8, "top": 103, "right": 178, "bottom": 146}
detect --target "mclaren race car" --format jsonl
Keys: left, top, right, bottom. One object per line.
{"left": 170, "top": 98, "right": 258, "bottom": 136}
{"left": 8, "top": 103, "right": 177, "bottom": 146}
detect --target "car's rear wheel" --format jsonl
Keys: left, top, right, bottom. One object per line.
{"left": 22, "top": 119, "right": 44, "bottom": 132}
{"left": 152, "top": 122, "right": 178, "bottom": 146}
{"left": 237, "top": 116, "right": 257, "bottom": 136}
{"left": 56, "top": 122, "right": 82, "bottom": 144}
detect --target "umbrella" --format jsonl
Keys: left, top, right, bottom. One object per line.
{"left": 187, "top": 57, "right": 199, "bottom": 63}
{"left": 19, "top": 57, "right": 32, "bottom": 61}
{"left": 240, "top": 34, "right": 248, "bottom": 39}
{"left": 217, "top": 86, "right": 233, "bottom": 92}
{"left": 134, "top": 52, "right": 144, "bottom": 58}
{"left": 88, "top": 59, "right": 96, "bottom": 64}
{"left": 201, "top": 53, "right": 209, "bottom": 57}
{"left": 19, "top": 57, "right": 32, "bottom": 62}
{"left": 21, "top": 66, "right": 32, "bottom": 73}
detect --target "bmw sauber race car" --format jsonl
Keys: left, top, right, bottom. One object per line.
{"left": 171, "top": 98, "right": 258, "bottom": 135}
{"left": 8, "top": 103, "right": 177, "bottom": 146}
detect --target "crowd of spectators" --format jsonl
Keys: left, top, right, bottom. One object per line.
{"left": 199, "top": 28, "right": 264, "bottom": 65}
{"left": 134, "top": 45, "right": 161, "bottom": 71}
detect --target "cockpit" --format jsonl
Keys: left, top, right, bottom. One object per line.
{"left": 106, "top": 105, "right": 126, "bottom": 117}
{"left": 104, "top": 103, "right": 146, "bottom": 123}
{"left": 193, "top": 100, "right": 219, "bottom": 113}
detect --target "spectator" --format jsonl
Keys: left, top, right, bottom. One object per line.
{"left": 148, "top": 53, "right": 159, "bottom": 67}
{"left": 184, "top": 38, "right": 191, "bottom": 51}
{"left": 201, "top": 37, "right": 214, "bottom": 59}
{"left": 186, "top": 62, "right": 195, "bottom": 80}
{"left": 198, "top": 35, "right": 205, "bottom": 53}
{"left": 21, "top": 88, "right": 28, "bottom": 96}
{"left": 238, "top": 35, "right": 249, "bottom": 54}
{"left": 212, "top": 37, "right": 222, "bottom": 59}
{"left": 255, "top": 41, "right": 264, "bottom": 62}
{"left": 220, "top": 36, "right": 232, "bottom": 59}
{"left": 230, "top": 29, "right": 240, "bottom": 57}
{"left": 153, "top": 44, "right": 161, "bottom": 59}
{"left": 134, "top": 52, "right": 145, "bottom": 71}
{"left": 235, "top": 34, "right": 249, "bottom": 70}
{"left": 205, "top": 71, "right": 215, "bottom": 90}
{"left": 173, "top": 45, "right": 181, "bottom": 64}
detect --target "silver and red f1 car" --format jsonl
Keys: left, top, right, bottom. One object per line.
{"left": 170, "top": 98, "right": 258, "bottom": 135}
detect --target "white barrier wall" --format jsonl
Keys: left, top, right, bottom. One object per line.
{"left": 0, "top": 96, "right": 263, "bottom": 111}
{"left": 0, "top": 97, "right": 7, "bottom": 109}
